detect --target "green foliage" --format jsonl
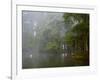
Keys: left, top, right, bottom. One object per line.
{"left": 64, "top": 32, "right": 75, "bottom": 46}
{"left": 63, "top": 13, "right": 89, "bottom": 54}
{"left": 63, "top": 13, "right": 89, "bottom": 24}
{"left": 41, "top": 28, "right": 61, "bottom": 53}
{"left": 72, "top": 23, "right": 89, "bottom": 34}
{"left": 45, "top": 41, "right": 59, "bottom": 53}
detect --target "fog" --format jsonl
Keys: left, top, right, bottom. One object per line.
{"left": 22, "top": 11, "right": 68, "bottom": 68}
{"left": 22, "top": 11, "right": 89, "bottom": 68}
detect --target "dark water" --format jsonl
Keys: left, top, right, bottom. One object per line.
{"left": 22, "top": 51, "right": 89, "bottom": 69}
{"left": 23, "top": 52, "right": 64, "bottom": 68}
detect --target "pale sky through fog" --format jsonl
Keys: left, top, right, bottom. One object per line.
{"left": 22, "top": 11, "right": 66, "bottom": 47}
{"left": 22, "top": 11, "right": 67, "bottom": 68}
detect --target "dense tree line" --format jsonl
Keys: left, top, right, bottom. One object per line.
{"left": 38, "top": 13, "right": 89, "bottom": 65}
{"left": 63, "top": 13, "right": 89, "bottom": 54}
{"left": 62, "top": 13, "right": 89, "bottom": 65}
